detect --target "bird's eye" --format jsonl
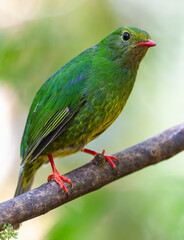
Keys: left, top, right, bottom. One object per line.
{"left": 123, "top": 32, "right": 130, "bottom": 41}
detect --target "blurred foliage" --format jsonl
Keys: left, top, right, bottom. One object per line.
{"left": 45, "top": 175, "right": 184, "bottom": 240}
{"left": 0, "top": 0, "right": 117, "bottom": 105}
{"left": 0, "top": 223, "right": 18, "bottom": 240}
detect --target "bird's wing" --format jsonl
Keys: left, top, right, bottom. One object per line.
{"left": 21, "top": 61, "right": 89, "bottom": 163}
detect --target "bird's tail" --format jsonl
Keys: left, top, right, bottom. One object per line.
{"left": 14, "top": 161, "right": 36, "bottom": 229}
{"left": 14, "top": 172, "right": 34, "bottom": 197}
{"left": 14, "top": 159, "right": 37, "bottom": 197}
{"left": 13, "top": 175, "right": 34, "bottom": 230}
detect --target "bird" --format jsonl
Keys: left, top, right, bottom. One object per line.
{"left": 14, "top": 27, "right": 156, "bottom": 198}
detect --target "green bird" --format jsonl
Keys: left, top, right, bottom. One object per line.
{"left": 14, "top": 27, "right": 155, "bottom": 197}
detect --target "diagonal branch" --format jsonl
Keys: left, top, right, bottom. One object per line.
{"left": 0, "top": 123, "right": 184, "bottom": 229}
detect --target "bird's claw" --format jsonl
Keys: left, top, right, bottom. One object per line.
{"left": 82, "top": 148, "right": 118, "bottom": 169}
{"left": 48, "top": 171, "right": 72, "bottom": 193}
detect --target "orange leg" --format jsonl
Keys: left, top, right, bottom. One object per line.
{"left": 81, "top": 148, "right": 118, "bottom": 169}
{"left": 47, "top": 153, "right": 71, "bottom": 193}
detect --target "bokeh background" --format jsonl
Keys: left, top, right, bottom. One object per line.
{"left": 0, "top": 0, "right": 184, "bottom": 239}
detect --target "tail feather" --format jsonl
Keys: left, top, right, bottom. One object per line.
{"left": 13, "top": 175, "right": 34, "bottom": 230}
{"left": 14, "top": 174, "right": 34, "bottom": 197}
{"left": 14, "top": 161, "right": 36, "bottom": 229}
{"left": 14, "top": 160, "right": 36, "bottom": 198}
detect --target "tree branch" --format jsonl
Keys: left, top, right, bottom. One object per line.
{"left": 0, "top": 123, "right": 184, "bottom": 229}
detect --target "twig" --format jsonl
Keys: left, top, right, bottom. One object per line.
{"left": 0, "top": 123, "right": 184, "bottom": 229}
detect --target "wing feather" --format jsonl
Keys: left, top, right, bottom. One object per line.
{"left": 21, "top": 60, "right": 89, "bottom": 163}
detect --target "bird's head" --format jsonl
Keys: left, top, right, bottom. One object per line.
{"left": 98, "top": 27, "right": 156, "bottom": 68}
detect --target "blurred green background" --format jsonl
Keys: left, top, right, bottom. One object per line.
{"left": 0, "top": 0, "right": 184, "bottom": 239}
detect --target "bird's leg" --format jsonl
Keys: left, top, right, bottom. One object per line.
{"left": 47, "top": 153, "right": 71, "bottom": 193}
{"left": 81, "top": 148, "right": 118, "bottom": 169}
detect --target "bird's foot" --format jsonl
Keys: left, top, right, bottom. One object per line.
{"left": 48, "top": 171, "right": 71, "bottom": 193}
{"left": 48, "top": 153, "right": 71, "bottom": 193}
{"left": 81, "top": 148, "right": 118, "bottom": 169}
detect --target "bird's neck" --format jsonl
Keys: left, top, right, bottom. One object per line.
{"left": 96, "top": 40, "right": 148, "bottom": 70}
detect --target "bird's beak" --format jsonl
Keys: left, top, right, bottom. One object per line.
{"left": 138, "top": 39, "right": 156, "bottom": 47}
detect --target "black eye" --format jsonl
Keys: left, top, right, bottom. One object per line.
{"left": 123, "top": 32, "right": 130, "bottom": 41}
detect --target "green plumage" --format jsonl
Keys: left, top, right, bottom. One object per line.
{"left": 15, "top": 27, "right": 154, "bottom": 196}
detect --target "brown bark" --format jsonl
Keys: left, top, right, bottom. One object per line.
{"left": 0, "top": 123, "right": 184, "bottom": 229}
